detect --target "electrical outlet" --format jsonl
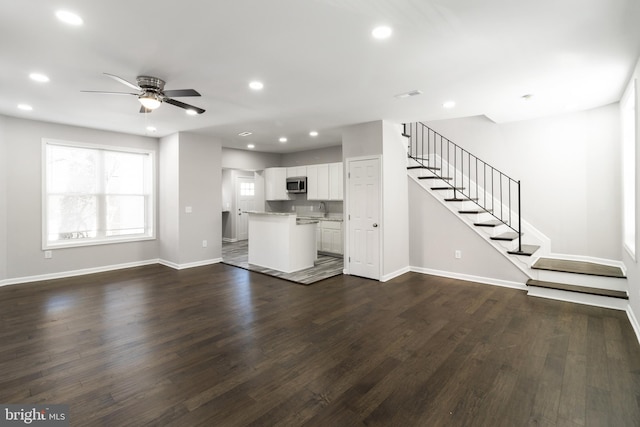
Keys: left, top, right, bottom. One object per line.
{"left": 455, "top": 250, "right": 462, "bottom": 259}
{"left": 44, "top": 250, "right": 52, "bottom": 259}
{"left": 202, "top": 240, "right": 208, "bottom": 248}
{"left": 185, "top": 206, "right": 193, "bottom": 213}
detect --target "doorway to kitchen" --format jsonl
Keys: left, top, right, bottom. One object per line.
{"left": 236, "top": 176, "right": 256, "bottom": 241}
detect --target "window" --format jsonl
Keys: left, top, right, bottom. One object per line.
{"left": 240, "top": 181, "right": 255, "bottom": 196}
{"left": 622, "top": 80, "right": 636, "bottom": 258}
{"left": 43, "top": 139, "right": 155, "bottom": 249}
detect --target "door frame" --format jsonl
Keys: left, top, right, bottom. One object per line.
{"left": 345, "top": 155, "right": 383, "bottom": 280}
{"left": 235, "top": 175, "right": 256, "bottom": 241}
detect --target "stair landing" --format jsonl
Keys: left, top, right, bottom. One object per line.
{"left": 532, "top": 258, "right": 625, "bottom": 278}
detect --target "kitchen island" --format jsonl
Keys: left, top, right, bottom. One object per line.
{"left": 247, "top": 212, "right": 318, "bottom": 273}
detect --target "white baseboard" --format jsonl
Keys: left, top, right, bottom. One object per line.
{"left": 381, "top": 266, "right": 411, "bottom": 282}
{"left": 410, "top": 266, "right": 526, "bottom": 290}
{"left": 158, "top": 258, "right": 222, "bottom": 270}
{"left": 0, "top": 259, "right": 160, "bottom": 287}
{"left": 0, "top": 258, "right": 223, "bottom": 287}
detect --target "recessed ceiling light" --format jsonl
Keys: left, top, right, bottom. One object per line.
{"left": 443, "top": 101, "right": 456, "bottom": 109}
{"left": 146, "top": 126, "right": 157, "bottom": 133}
{"left": 309, "top": 131, "right": 318, "bottom": 137}
{"left": 29, "top": 73, "right": 50, "bottom": 83}
{"left": 17, "top": 104, "right": 33, "bottom": 111}
{"left": 238, "top": 131, "right": 252, "bottom": 137}
{"left": 249, "top": 81, "right": 264, "bottom": 90}
{"left": 185, "top": 109, "right": 198, "bottom": 116}
{"left": 247, "top": 144, "right": 255, "bottom": 149}
{"left": 55, "top": 10, "right": 83, "bottom": 26}
{"left": 279, "top": 137, "right": 287, "bottom": 143}
{"left": 372, "top": 26, "right": 392, "bottom": 40}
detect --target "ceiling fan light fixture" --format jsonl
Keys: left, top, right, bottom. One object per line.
{"left": 138, "top": 93, "right": 161, "bottom": 110}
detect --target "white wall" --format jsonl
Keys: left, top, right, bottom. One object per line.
{"left": 426, "top": 104, "right": 622, "bottom": 260}
{"left": 2, "top": 116, "right": 160, "bottom": 281}
{"left": 622, "top": 58, "right": 640, "bottom": 340}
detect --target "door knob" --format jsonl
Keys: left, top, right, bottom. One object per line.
{"left": 373, "top": 223, "right": 378, "bottom": 228}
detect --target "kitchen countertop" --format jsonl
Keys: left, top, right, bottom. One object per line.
{"left": 297, "top": 215, "right": 344, "bottom": 222}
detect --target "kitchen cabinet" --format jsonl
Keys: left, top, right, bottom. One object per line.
{"left": 264, "top": 167, "right": 289, "bottom": 200}
{"left": 307, "top": 164, "right": 329, "bottom": 200}
{"left": 328, "top": 162, "right": 343, "bottom": 200}
{"left": 317, "top": 220, "right": 343, "bottom": 255}
{"left": 287, "top": 166, "right": 307, "bottom": 178}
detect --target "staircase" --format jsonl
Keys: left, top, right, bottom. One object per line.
{"left": 403, "top": 122, "right": 628, "bottom": 310}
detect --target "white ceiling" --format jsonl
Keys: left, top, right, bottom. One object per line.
{"left": 1, "top": 0, "right": 639, "bottom": 153}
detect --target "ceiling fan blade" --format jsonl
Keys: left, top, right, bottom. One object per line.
{"left": 163, "top": 89, "right": 201, "bottom": 97}
{"left": 81, "top": 90, "right": 138, "bottom": 95}
{"left": 164, "top": 98, "right": 206, "bottom": 114}
{"left": 139, "top": 106, "right": 153, "bottom": 114}
{"left": 104, "top": 73, "right": 141, "bottom": 91}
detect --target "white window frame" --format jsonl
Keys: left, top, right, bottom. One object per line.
{"left": 622, "top": 79, "right": 637, "bottom": 260}
{"left": 42, "top": 138, "right": 156, "bottom": 250}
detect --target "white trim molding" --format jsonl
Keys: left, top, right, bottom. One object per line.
{"left": 0, "top": 258, "right": 223, "bottom": 287}
{"left": 410, "top": 266, "right": 527, "bottom": 290}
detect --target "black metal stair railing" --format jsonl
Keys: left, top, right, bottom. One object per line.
{"left": 403, "top": 122, "right": 524, "bottom": 254}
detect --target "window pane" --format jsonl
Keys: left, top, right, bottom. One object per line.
{"left": 106, "top": 195, "right": 146, "bottom": 236}
{"left": 105, "top": 151, "right": 147, "bottom": 194}
{"left": 47, "top": 195, "right": 97, "bottom": 241}
{"left": 44, "top": 140, "right": 155, "bottom": 248}
{"left": 47, "top": 145, "right": 98, "bottom": 194}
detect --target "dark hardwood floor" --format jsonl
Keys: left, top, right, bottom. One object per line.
{"left": 1, "top": 263, "right": 640, "bottom": 426}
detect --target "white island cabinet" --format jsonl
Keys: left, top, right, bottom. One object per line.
{"left": 247, "top": 212, "right": 317, "bottom": 273}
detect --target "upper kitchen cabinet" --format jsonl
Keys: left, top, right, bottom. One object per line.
{"left": 307, "top": 164, "right": 329, "bottom": 201}
{"left": 328, "top": 162, "right": 343, "bottom": 200}
{"left": 287, "top": 166, "right": 307, "bottom": 178}
{"left": 265, "top": 167, "right": 289, "bottom": 200}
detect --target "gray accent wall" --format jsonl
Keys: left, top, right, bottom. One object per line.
{"left": 2, "top": 116, "right": 160, "bottom": 281}
{"left": 0, "top": 116, "right": 7, "bottom": 281}
{"left": 408, "top": 179, "right": 530, "bottom": 284}
{"left": 159, "top": 132, "right": 222, "bottom": 266}
{"left": 281, "top": 145, "right": 342, "bottom": 166}
{"left": 221, "top": 147, "right": 281, "bottom": 171}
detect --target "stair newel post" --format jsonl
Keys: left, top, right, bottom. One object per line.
{"left": 517, "top": 180, "right": 522, "bottom": 253}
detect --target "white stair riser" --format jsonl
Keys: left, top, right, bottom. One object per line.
{"left": 532, "top": 269, "right": 627, "bottom": 292}
{"left": 527, "top": 287, "right": 627, "bottom": 311}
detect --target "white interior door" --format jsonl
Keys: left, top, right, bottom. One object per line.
{"left": 347, "top": 157, "right": 381, "bottom": 280}
{"left": 236, "top": 176, "right": 256, "bottom": 241}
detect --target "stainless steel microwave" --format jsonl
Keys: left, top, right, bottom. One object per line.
{"left": 286, "top": 176, "right": 307, "bottom": 193}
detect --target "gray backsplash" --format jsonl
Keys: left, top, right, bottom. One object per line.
{"left": 266, "top": 197, "right": 343, "bottom": 217}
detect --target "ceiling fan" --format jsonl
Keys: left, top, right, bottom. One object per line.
{"left": 82, "top": 73, "right": 205, "bottom": 114}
